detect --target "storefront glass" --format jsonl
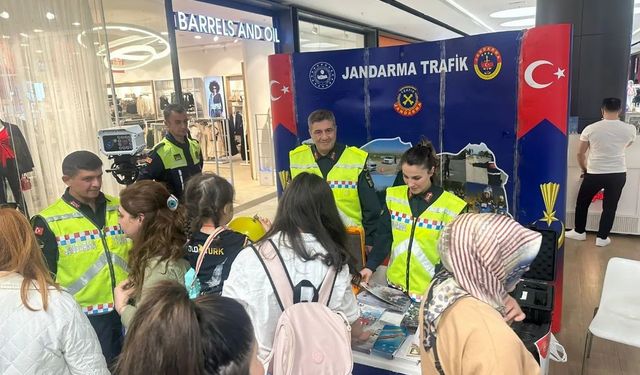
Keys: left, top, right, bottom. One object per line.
{"left": 298, "top": 20, "right": 365, "bottom": 52}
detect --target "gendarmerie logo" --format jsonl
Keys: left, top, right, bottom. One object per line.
{"left": 393, "top": 86, "right": 422, "bottom": 116}
{"left": 474, "top": 46, "right": 502, "bottom": 80}
{"left": 309, "top": 62, "right": 336, "bottom": 90}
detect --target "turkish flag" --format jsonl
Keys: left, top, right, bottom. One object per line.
{"left": 517, "top": 24, "right": 572, "bottom": 139}
{"left": 268, "top": 54, "right": 297, "bottom": 135}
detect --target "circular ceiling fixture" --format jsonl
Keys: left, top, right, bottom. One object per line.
{"left": 500, "top": 18, "right": 536, "bottom": 27}
{"left": 490, "top": 7, "right": 536, "bottom": 18}
{"left": 77, "top": 23, "right": 170, "bottom": 71}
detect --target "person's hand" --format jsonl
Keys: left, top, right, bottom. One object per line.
{"left": 114, "top": 279, "right": 135, "bottom": 315}
{"left": 256, "top": 216, "right": 272, "bottom": 232}
{"left": 503, "top": 294, "right": 525, "bottom": 324}
{"left": 359, "top": 268, "right": 373, "bottom": 285}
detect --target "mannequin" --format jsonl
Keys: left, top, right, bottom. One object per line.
{"left": 0, "top": 119, "right": 34, "bottom": 213}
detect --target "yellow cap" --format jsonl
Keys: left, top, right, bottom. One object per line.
{"left": 227, "top": 216, "right": 266, "bottom": 242}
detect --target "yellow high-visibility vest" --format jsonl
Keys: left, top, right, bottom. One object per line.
{"left": 35, "top": 195, "right": 131, "bottom": 315}
{"left": 290, "top": 145, "right": 367, "bottom": 227}
{"left": 385, "top": 186, "right": 466, "bottom": 299}
{"left": 155, "top": 137, "right": 201, "bottom": 169}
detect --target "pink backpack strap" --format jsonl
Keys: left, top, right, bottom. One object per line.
{"left": 318, "top": 265, "right": 338, "bottom": 306}
{"left": 193, "top": 226, "right": 227, "bottom": 277}
{"left": 251, "top": 239, "right": 295, "bottom": 310}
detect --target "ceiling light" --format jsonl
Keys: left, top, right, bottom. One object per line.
{"left": 194, "top": 35, "right": 202, "bottom": 39}
{"left": 161, "top": 31, "right": 168, "bottom": 35}
{"left": 0, "top": 11, "right": 9, "bottom": 19}
{"left": 34, "top": 29, "right": 43, "bottom": 33}
{"left": 20, "top": 33, "right": 28, "bottom": 38}
{"left": 1, "top": 35, "right": 9, "bottom": 39}
{"left": 490, "top": 7, "right": 536, "bottom": 18}
{"left": 72, "top": 22, "right": 81, "bottom": 26}
{"left": 500, "top": 18, "right": 535, "bottom": 27}
{"left": 46, "top": 12, "right": 55, "bottom": 20}
{"left": 233, "top": 38, "right": 238, "bottom": 43}
{"left": 35, "top": 50, "right": 43, "bottom": 53}
{"left": 312, "top": 24, "right": 318, "bottom": 34}
{"left": 444, "top": 0, "right": 495, "bottom": 32}
{"left": 20, "top": 43, "right": 28, "bottom": 47}
{"left": 93, "top": 41, "right": 100, "bottom": 45}
{"left": 213, "top": 36, "right": 219, "bottom": 42}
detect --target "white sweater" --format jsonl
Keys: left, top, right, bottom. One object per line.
{"left": 0, "top": 273, "right": 109, "bottom": 375}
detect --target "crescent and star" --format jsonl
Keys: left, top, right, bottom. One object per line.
{"left": 524, "top": 60, "right": 565, "bottom": 89}
{"left": 270, "top": 80, "right": 290, "bottom": 101}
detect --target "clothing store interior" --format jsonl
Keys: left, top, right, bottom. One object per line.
{"left": 1, "top": 0, "right": 640, "bottom": 375}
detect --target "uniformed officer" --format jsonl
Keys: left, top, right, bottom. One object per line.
{"left": 32, "top": 151, "right": 131, "bottom": 364}
{"left": 138, "top": 104, "right": 202, "bottom": 198}
{"left": 360, "top": 139, "right": 467, "bottom": 301}
{"left": 289, "top": 109, "right": 381, "bottom": 247}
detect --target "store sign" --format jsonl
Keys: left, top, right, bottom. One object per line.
{"left": 174, "top": 12, "right": 280, "bottom": 43}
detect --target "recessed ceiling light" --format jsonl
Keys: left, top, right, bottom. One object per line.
{"left": 500, "top": 18, "right": 535, "bottom": 27}
{"left": 233, "top": 38, "right": 238, "bottom": 43}
{"left": 1, "top": 35, "right": 9, "bottom": 39}
{"left": 34, "top": 29, "right": 43, "bottom": 33}
{"left": 72, "top": 22, "right": 81, "bottom": 26}
{"left": 490, "top": 7, "right": 536, "bottom": 18}
{"left": 194, "top": 35, "right": 202, "bottom": 39}
{"left": 46, "top": 12, "right": 55, "bottom": 20}
{"left": 93, "top": 41, "right": 99, "bottom": 45}
{"left": 35, "top": 50, "right": 43, "bottom": 53}
{"left": 213, "top": 36, "right": 219, "bottom": 42}
{"left": 161, "top": 31, "right": 168, "bottom": 35}
{"left": 20, "top": 43, "right": 28, "bottom": 47}
{"left": 0, "top": 11, "right": 9, "bottom": 19}
{"left": 20, "top": 33, "right": 28, "bottom": 38}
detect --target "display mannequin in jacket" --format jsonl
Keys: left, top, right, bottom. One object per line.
{"left": 0, "top": 119, "right": 34, "bottom": 213}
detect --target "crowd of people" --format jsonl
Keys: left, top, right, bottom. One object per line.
{"left": 7, "top": 102, "right": 624, "bottom": 374}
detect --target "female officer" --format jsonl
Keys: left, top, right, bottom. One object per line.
{"left": 359, "top": 139, "right": 466, "bottom": 301}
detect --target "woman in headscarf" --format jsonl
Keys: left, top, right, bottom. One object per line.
{"left": 420, "top": 213, "right": 542, "bottom": 375}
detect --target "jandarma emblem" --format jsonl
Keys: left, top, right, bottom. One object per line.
{"left": 474, "top": 46, "right": 502, "bottom": 80}
{"left": 393, "top": 86, "right": 422, "bottom": 116}
{"left": 309, "top": 62, "right": 336, "bottom": 89}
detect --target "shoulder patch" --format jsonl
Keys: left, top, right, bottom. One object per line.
{"left": 34, "top": 226, "right": 44, "bottom": 236}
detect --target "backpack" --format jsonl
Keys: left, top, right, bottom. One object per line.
{"left": 252, "top": 239, "right": 353, "bottom": 375}
{"left": 185, "top": 226, "right": 226, "bottom": 299}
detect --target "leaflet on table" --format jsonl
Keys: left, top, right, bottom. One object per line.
{"left": 358, "top": 283, "right": 412, "bottom": 313}
{"left": 401, "top": 302, "right": 421, "bottom": 330}
{"left": 371, "top": 325, "right": 409, "bottom": 359}
{"left": 395, "top": 333, "right": 421, "bottom": 364}
{"left": 352, "top": 303, "right": 386, "bottom": 354}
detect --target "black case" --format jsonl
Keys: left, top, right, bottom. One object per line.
{"left": 509, "top": 228, "right": 557, "bottom": 363}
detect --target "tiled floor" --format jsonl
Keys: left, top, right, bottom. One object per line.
{"left": 550, "top": 234, "right": 640, "bottom": 375}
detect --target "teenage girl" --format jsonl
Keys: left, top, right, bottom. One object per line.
{"left": 183, "top": 173, "right": 270, "bottom": 295}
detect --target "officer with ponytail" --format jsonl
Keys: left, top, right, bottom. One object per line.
{"left": 360, "top": 139, "right": 466, "bottom": 301}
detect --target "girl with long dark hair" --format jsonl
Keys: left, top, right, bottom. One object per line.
{"left": 222, "top": 172, "right": 361, "bottom": 362}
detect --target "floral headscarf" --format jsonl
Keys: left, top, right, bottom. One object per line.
{"left": 422, "top": 213, "right": 542, "bottom": 350}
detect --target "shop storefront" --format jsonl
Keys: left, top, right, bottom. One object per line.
{"left": 0, "top": 0, "right": 420, "bottom": 214}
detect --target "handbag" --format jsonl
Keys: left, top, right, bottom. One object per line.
{"left": 184, "top": 226, "right": 226, "bottom": 299}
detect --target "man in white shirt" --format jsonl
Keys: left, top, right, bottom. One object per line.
{"left": 566, "top": 98, "right": 637, "bottom": 246}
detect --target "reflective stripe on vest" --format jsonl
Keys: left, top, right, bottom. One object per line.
{"left": 385, "top": 186, "right": 466, "bottom": 297}
{"left": 155, "top": 137, "right": 201, "bottom": 170}
{"left": 289, "top": 145, "right": 367, "bottom": 227}
{"left": 37, "top": 195, "right": 131, "bottom": 314}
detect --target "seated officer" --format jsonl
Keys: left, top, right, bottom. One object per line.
{"left": 288, "top": 109, "right": 381, "bottom": 248}
{"left": 32, "top": 151, "right": 130, "bottom": 364}
{"left": 138, "top": 104, "right": 202, "bottom": 198}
